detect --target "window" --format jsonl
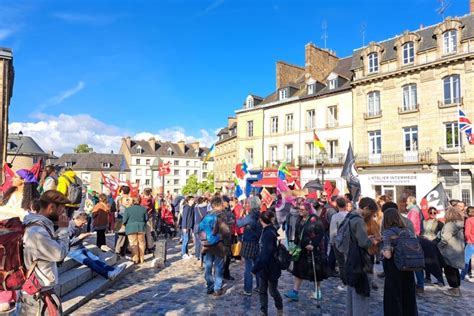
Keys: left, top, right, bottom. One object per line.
{"left": 65, "top": 162, "right": 74, "bottom": 167}
{"left": 174, "top": 169, "right": 179, "bottom": 176}
{"left": 368, "top": 131, "right": 382, "bottom": 155}
{"left": 102, "top": 162, "right": 111, "bottom": 168}
{"left": 246, "top": 148, "right": 254, "bottom": 164}
{"left": 174, "top": 160, "right": 179, "bottom": 166}
{"left": 307, "top": 110, "right": 316, "bottom": 130}
{"left": 194, "top": 170, "right": 198, "bottom": 175}
{"left": 328, "top": 78, "right": 337, "bottom": 90}
{"left": 270, "top": 146, "right": 278, "bottom": 163}
{"left": 186, "top": 170, "right": 190, "bottom": 175}
{"left": 279, "top": 89, "right": 288, "bottom": 100}
{"left": 404, "top": 127, "right": 418, "bottom": 151}
{"left": 146, "top": 169, "right": 151, "bottom": 176}
{"left": 367, "top": 91, "right": 381, "bottom": 116}
{"left": 443, "top": 75, "right": 461, "bottom": 105}
{"left": 403, "top": 42, "right": 414, "bottom": 64}
{"left": 174, "top": 179, "right": 179, "bottom": 185}
{"left": 146, "top": 159, "right": 150, "bottom": 165}
{"left": 119, "top": 173, "right": 126, "bottom": 181}
{"left": 402, "top": 84, "right": 417, "bottom": 110}
{"left": 368, "top": 53, "right": 379, "bottom": 73}
{"left": 270, "top": 116, "right": 279, "bottom": 134}
{"left": 167, "top": 148, "right": 173, "bottom": 156}
{"left": 327, "top": 140, "right": 339, "bottom": 159}
{"left": 307, "top": 84, "right": 315, "bottom": 95}
{"left": 285, "top": 144, "right": 293, "bottom": 163}
{"left": 445, "top": 122, "right": 460, "bottom": 149}
{"left": 462, "top": 189, "right": 471, "bottom": 205}
{"left": 443, "top": 30, "right": 457, "bottom": 54}
{"left": 136, "top": 159, "right": 141, "bottom": 165}
{"left": 145, "top": 179, "right": 150, "bottom": 186}
{"left": 327, "top": 106, "right": 338, "bottom": 127}
{"left": 285, "top": 114, "right": 293, "bottom": 132}
{"left": 246, "top": 97, "right": 254, "bottom": 108}
{"left": 135, "top": 179, "right": 140, "bottom": 185}
{"left": 186, "top": 161, "right": 190, "bottom": 166}
{"left": 136, "top": 146, "right": 142, "bottom": 154}
{"left": 136, "top": 169, "right": 142, "bottom": 176}
{"left": 203, "top": 163, "right": 208, "bottom": 170}
{"left": 174, "top": 189, "right": 179, "bottom": 193}
{"left": 306, "top": 142, "right": 315, "bottom": 159}
{"left": 247, "top": 121, "right": 254, "bottom": 137}
{"left": 445, "top": 189, "right": 452, "bottom": 199}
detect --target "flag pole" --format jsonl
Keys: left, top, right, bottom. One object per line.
{"left": 457, "top": 102, "right": 462, "bottom": 200}
{"left": 313, "top": 132, "right": 316, "bottom": 175}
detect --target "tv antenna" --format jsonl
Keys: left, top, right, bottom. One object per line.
{"left": 321, "top": 20, "right": 328, "bottom": 49}
{"left": 360, "top": 22, "right": 367, "bottom": 46}
{"left": 436, "top": 0, "right": 451, "bottom": 20}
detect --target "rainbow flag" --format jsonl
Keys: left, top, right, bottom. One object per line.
{"left": 278, "top": 162, "right": 291, "bottom": 180}
{"left": 313, "top": 130, "right": 326, "bottom": 152}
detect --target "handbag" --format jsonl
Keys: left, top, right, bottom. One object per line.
{"left": 289, "top": 216, "right": 311, "bottom": 262}
{"left": 231, "top": 240, "right": 242, "bottom": 257}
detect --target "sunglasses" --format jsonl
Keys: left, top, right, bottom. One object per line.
{"left": 429, "top": 211, "right": 437, "bottom": 215}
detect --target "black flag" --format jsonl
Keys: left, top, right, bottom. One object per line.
{"left": 341, "top": 142, "right": 361, "bottom": 202}
{"left": 420, "top": 182, "right": 450, "bottom": 214}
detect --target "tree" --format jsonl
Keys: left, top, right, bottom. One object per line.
{"left": 198, "top": 172, "right": 215, "bottom": 193}
{"left": 74, "top": 144, "right": 94, "bottom": 153}
{"left": 182, "top": 174, "right": 199, "bottom": 195}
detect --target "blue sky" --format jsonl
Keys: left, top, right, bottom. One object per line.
{"left": 1, "top": 0, "right": 471, "bottom": 153}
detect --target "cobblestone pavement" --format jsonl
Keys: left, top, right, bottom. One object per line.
{"left": 76, "top": 238, "right": 474, "bottom": 316}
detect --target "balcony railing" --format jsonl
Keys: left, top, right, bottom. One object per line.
{"left": 326, "top": 120, "right": 339, "bottom": 128}
{"left": 438, "top": 97, "right": 463, "bottom": 109}
{"left": 298, "top": 153, "right": 345, "bottom": 166}
{"left": 356, "top": 149, "right": 432, "bottom": 166}
{"left": 363, "top": 109, "right": 382, "bottom": 119}
{"left": 265, "top": 159, "right": 296, "bottom": 168}
{"left": 398, "top": 104, "right": 419, "bottom": 114}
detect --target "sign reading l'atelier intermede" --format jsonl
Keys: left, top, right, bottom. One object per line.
{"left": 367, "top": 174, "right": 418, "bottom": 185}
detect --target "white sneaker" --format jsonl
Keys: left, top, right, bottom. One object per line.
{"left": 101, "top": 245, "right": 114, "bottom": 252}
{"left": 182, "top": 254, "right": 191, "bottom": 260}
{"left": 108, "top": 264, "right": 126, "bottom": 280}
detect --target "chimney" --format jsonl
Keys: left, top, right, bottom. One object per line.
{"left": 177, "top": 140, "right": 185, "bottom": 153}
{"left": 191, "top": 141, "right": 200, "bottom": 150}
{"left": 275, "top": 61, "right": 305, "bottom": 89}
{"left": 148, "top": 137, "right": 156, "bottom": 152}
{"left": 304, "top": 43, "right": 339, "bottom": 83}
{"left": 228, "top": 117, "right": 237, "bottom": 127}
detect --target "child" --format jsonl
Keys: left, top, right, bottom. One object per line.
{"left": 68, "top": 212, "right": 126, "bottom": 279}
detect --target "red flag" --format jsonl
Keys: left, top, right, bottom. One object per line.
{"left": 261, "top": 188, "right": 274, "bottom": 209}
{"left": 324, "top": 180, "right": 333, "bottom": 197}
{"left": 158, "top": 162, "right": 171, "bottom": 176}
{"left": 127, "top": 180, "right": 140, "bottom": 198}
{"left": 0, "top": 163, "right": 14, "bottom": 193}
{"left": 30, "top": 158, "right": 43, "bottom": 180}
{"left": 101, "top": 172, "right": 120, "bottom": 198}
{"left": 235, "top": 163, "right": 245, "bottom": 179}
{"left": 331, "top": 187, "right": 340, "bottom": 197}
{"left": 306, "top": 191, "right": 318, "bottom": 199}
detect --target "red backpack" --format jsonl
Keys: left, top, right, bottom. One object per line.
{"left": 0, "top": 217, "right": 28, "bottom": 290}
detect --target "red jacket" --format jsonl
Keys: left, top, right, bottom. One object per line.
{"left": 466, "top": 217, "right": 474, "bottom": 244}
{"left": 233, "top": 204, "right": 245, "bottom": 236}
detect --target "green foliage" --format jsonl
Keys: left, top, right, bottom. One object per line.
{"left": 182, "top": 174, "right": 199, "bottom": 195}
{"left": 182, "top": 173, "right": 215, "bottom": 195}
{"left": 74, "top": 144, "right": 94, "bottom": 153}
{"left": 198, "top": 172, "right": 215, "bottom": 193}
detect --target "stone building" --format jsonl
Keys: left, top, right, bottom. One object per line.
{"left": 214, "top": 117, "right": 237, "bottom": 192}
{"left": 351, "top": 14, "right": 474, "bottom": 205}
{"left": 0, "top": 48, "right": 14, "bottom": 180}
{"left": 56, "top": 153, "right": 130, "bottom": 192}
{"left": 6, "top": 133, "right": 56, "bottom": 171}
{"left": 119, "top": 137, "right": 213, "bottom": 194}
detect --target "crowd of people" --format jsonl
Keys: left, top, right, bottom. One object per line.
{"left": 1, "top": 165, "right": 473, "bottom": 315}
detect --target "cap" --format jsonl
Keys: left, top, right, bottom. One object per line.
{"left": 222, "top": 195, "right": 231, "bottom": 203}
{"left": 16, "top": 169, "right": 38, "bottom": 184}
{"left": 40, "top": 190, "right": 71, "bottom": 205}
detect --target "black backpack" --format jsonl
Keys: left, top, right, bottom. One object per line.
{"left": 391, "top": 228, "right": 425, "bottom": 272}
{"left": 275, "top": 243, "right": 291, "bottom": 270}
{"left": 65, "top": 176, "right": 83, "bottom": 205}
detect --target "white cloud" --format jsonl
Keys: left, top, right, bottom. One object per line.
{"left": 38, "top": 81, "right": 84, "bottom": 110}
{"left": 52, "top": 13, "right": 121, "bottom": 25}
{"left": 8, "top": 114, "right": 219, "bottom": 156}
{"left": 0, "top": 28, "right": 16, "bottom": 40}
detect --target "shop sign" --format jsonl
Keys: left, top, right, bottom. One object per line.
{"left": 263, "top": 169, "right": 300, "bottom": 178}
{"left": 367, "top": 174, "right": 417, "bottom": 185}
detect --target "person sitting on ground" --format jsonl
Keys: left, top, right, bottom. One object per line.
{"left": 68, "top": 212, "right": 126, "bottom": 280}
{"left": 19, "top": 190, "right": 71, "bottom": 315}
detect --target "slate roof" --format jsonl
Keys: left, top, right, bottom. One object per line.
{"left": 56, "top": 153, "right": 130, "bottom": 171}
{"left": 7, "top": 134, "right": 50, "bottom": 157}
{"left": 351, "top": 14, "right": 474, "bottom": 70}
{"left": 128, "top": 140, "right": 211, "bottom": 160}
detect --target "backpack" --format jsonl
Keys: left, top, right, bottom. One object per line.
{"left": 390, "top": 228, "right": 425, "bottom": 272}
{"left": 198, "top": 213, "right": 221, "bottom": 247}
{"left": 0, "top": 217, "right": 55, "bottom": 291}
{"left": 64, "top": 175, "right": 83, "bottom": 205}
{"left": 335, "top": 213, "right": 360, "bottom": 255}
{"left": 275, "top": 243, "right": 291, "bottom": 270}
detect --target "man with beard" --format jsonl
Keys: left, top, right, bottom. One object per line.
{"left": 20, "top": 190, "right": 71, "bottom": 314}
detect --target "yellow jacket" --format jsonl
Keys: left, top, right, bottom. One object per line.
{"left": 57, "top": 170, "right": 80, "bottom": 207}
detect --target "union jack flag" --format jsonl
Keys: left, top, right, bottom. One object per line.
{"left": 459, "top": 110, "right": 474, "bottom": 144}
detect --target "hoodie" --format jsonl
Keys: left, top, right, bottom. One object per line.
{"left": 22, "top": 213, "right": 70, "bottom": 290}
{"left": 57, "top": 170, "right": 79, "bottom": 207}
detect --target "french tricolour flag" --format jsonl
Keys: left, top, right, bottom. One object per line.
{"left": 459, "top": 110, "right": 474, "bottom": 145}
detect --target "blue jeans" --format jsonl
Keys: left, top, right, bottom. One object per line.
{"left": 181, "top": 229, "right": 190, "bottom": 255}
{"left": 69, "top": 248, "right": 115, "bottom": 279}
{"left": 461, "top": 243, "right": 474, "bottom": 279}
{"left": 415, "top": 271, "right": 424, "bottom": 289}
{"left": 204, "top": 254, "right": 224, "bottom": 292}
{"left": 194, "top": 233, "right": 202, "bottom": 259}
{"left": 244, "top": 257, "right": 259, "bottom": 292}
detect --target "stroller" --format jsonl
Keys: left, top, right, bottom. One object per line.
{"left": 156, "top": 205, "right": 176, "bottom": 239}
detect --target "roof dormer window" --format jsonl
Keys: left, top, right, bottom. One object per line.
{"left": 368, "top": 53, "right": 379, "bottom": 73}
{"left": 443, "top": 30, "right": 457, "bottom": 54}
{"left": 307, "top": 84, "right": 315, "bottom": 95}
{"left": 246, "top": 96, "right": 254, "bottom": 109}
{"left": 167, "top": 147, "right": 173, "bottom": 156}
{"left": 65, "top": 162, "right": 74, "bottom": 167}
{"left": 136, "top": 146, "right": 142, "bottom": 154}
{"left": 403, "top": 41, "right": 415, "bottom": 64}
{"left": 102, "top": 162, "right": 111, "bottom": 168}
{"left": 279, "top": 88, "right": 288, "bottom": 100}
{"left": 328, "top": 78, "right": 337, "bottom": 90}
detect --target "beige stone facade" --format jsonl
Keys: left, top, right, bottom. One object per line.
{"left": 352, "top": 15, "right": 474, "bottom": 204}
{"left": 0, "top": 49, "right": 14, "bottom": 181}
{"left": 214, "top": 118, "right": 237, "bottom": 192}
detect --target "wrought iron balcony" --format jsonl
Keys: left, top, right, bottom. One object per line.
{"left": 398, "top": 104, "right": 419, "bottom": 114}
{"left": 265, "top": 159, "right": 296, "bottom": 168}
{"left": 438, "top": 97, "right": 463, "bottom": 109}
{"left": 363, "top": 109, "right": 382, "bottom": 119}
{"left": 326, "top": 120, "right": 339, "bottom": 128}
{"left": 356, "top": 149, "right": 432, "bottom": 166}
{"left": 298, "top": 154, "right": 345, "bottom": 166}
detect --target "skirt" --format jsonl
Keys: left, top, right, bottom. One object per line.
{"left": 291, "top": 249, "right": 328, "bottom": 282}
{"left": 240, "top": 241, "right": 259, "bottom": 259}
